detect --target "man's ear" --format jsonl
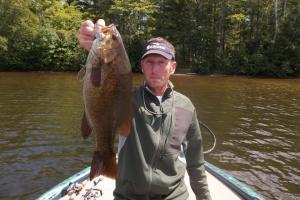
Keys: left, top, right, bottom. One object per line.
{"left": 170, "top": 61, "right": 176, "bottom": 74}
{"left": 140, "top": 60, "right": 144, "bottom": 73}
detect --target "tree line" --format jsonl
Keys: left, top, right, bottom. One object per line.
{"left": 0, "top": 0, "right": 299, "bottom": 77}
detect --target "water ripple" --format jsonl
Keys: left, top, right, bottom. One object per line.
{"left": 1, "top": 73, "right": 299, "bottom": 200}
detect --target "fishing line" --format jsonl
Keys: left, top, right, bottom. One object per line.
{"left": 142, "top": 87, "right": 174, "bottom": 157}
{"left": 142, "top": 87, "right": 216, "bottom": 154}
{"left": 200, "top": 121, "right": 217, "bottom": 154}
{"left": 142, "top": 88, "right": 174, "bottom": 115}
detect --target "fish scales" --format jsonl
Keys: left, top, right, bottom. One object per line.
{"left": 78, "top": 23, "right": 132, "bottom": 180}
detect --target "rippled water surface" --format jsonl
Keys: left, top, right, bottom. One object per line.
{"left": 0, "top": 72, "right": 299, "bottom": 200}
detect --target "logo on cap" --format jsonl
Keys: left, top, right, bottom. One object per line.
{"left": 146, "top": 43, "right": 166, "bottom": 51}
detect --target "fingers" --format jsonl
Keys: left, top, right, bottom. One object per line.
{"left": 78, "top": 20, "right": 95, "bottom": 51}
{"left": 80, "top": 20, "right": 95, "bottom": 37}
{"left": 77, "top": 19, "right": 106, "bottom": 51}
{"left": 96, "top": 19, "right": 106, "bottom": 27}
{"left": 78, "top": 38, "right": 93, "bottom": 51}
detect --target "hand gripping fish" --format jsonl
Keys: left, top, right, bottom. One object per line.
{"left": 78, "top": 20, "right": 132, "bottom": 180}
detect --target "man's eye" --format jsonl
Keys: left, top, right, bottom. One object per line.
{"left": 146, "top": 61, "right": 153, "bottom": 65}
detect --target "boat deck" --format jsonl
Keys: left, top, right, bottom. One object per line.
{"left": 59, "top": 171, "right": 242, "bottom": 200}
{"left": 37, "top": 162, "right": 263, "bottom": 200}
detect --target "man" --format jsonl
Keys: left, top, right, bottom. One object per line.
{"left": 78, "top": 19, "right": 211, "bottom": 200}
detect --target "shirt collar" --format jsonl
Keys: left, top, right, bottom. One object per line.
{"left": 143, "top": 81, "right": 174, "bottom": 98}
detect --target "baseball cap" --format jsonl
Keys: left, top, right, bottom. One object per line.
{"left": 141, "top": 40, "right": 175, "bottom": 60}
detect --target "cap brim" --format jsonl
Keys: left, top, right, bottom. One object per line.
{"left": 142, "top": 50, "right": 173, "bottom": 60}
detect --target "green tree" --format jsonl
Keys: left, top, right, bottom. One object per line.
{"left": 270, "top": 1, "right": 300, "bottom": 76}
{"left": 70, "top": 0, "right": 114, "bottom": 20}
{"left": 0, "top": 0, "right": 39, "bottom": 70}
{"left": 0, "top": 0, "right": 298, "bottom": 76}
{"left": 110, "top": 0, "right": 157, "bottom": 71}
{"left": 0, "top": 36, "right": 8, "bottom": 68}
{"left": 0, "top": 0, "right": 85, "bottom": 71}
{"left": 31, "top": 0, "right": 85, "bottom": 70}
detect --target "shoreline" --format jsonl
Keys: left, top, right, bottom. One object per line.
{"left": 0, "top": 70, "right": 299, "bottom": 79}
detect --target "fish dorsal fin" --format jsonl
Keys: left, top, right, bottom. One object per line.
{"left": 78, "top": 65, "right": 86, "bottom": 81}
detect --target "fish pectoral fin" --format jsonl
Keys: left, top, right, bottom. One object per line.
{"left": 81, "top": 111, "right": 92, "bottom": 139}
{"left": 90, "top": 151, "right": 117, "bottom": 180}
{"left": 77, "top": 65, "right": 86, "bottom": 81}
{"left": 115, "top": 112, "right": 131, "bottom": 137}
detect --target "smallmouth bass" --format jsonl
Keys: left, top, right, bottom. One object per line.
{"left": 78, "top": 20, "right": 132, "bottom": 180}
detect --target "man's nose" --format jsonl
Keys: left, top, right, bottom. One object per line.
{"left": 151, "top": 64, "right": 161, "bottom": 73}
{"left": 152, "top": 62, "right": 160, "bottom": 71}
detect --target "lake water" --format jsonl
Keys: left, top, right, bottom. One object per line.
{"left": 0, "top": 72, "right": 299, "bottom": 200}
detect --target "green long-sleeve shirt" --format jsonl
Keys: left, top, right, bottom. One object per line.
{"left": 114, "top": 82, "right": 211, "bottom": 200}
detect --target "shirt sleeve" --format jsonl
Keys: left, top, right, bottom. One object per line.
{"left": 185, "top": 110, "right": 212, "bottom": 200}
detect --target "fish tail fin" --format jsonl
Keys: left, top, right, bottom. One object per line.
{"left": 90, "top": 151, "right": 117, "bottom": 180}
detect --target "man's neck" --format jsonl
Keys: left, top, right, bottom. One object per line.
{"left": 148, "top": 85, "right": 167, "bottom": 96}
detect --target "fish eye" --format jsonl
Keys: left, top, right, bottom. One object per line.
{"left": 112, "top": 34, "right": 117, "bottom": 40}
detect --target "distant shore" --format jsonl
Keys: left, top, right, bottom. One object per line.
{"left": 0, "top": 69, "right": 299, "bottom": 79}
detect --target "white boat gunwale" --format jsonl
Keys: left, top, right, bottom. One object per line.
{"left": 36, "top": 162, "right": 264, "bottom": 200}
{"left": 204, "top": 162, "right": 263, "bottom": 200}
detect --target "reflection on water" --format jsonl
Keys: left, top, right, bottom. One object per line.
{"left": 0, "top": 73, "right": 92, "bottom": 199}
{"left": 172, "top": 75, "right": 300, "bottom": 200}
{"left": 0, "top": 72, "right": 299, "bottom": 200}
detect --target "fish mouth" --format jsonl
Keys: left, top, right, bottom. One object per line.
{"left": 100, "top": 24, "right": 119, "bottom": 38}
{"left": 101, "top": 24, "right": 116, "bottom": 33}
{"left": 96, "top": 24, "right": 119, "bottom": 41}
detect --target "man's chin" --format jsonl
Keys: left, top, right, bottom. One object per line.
{"left": 148, "top": 80, "right": 163, "bottom": 88}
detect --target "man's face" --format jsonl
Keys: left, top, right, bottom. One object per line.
{"left": 141, "top": 54, "right": 176, "bottom": 94}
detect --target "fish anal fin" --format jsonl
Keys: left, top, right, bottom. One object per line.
{"left": 115, "top": 112, "right": 131, "bottom": 137}
{"left": 90, "top": 151, "right": 117, "bottom": 180}
{"left": 77, "top": 66, "right": 86, "bottom": 81}
{"left": 81, "top": 111, "right": 92, "bottom": 139}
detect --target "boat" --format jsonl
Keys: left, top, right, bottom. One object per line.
{"left": 36, "top": 162, "right": 264, "bottom": 200}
